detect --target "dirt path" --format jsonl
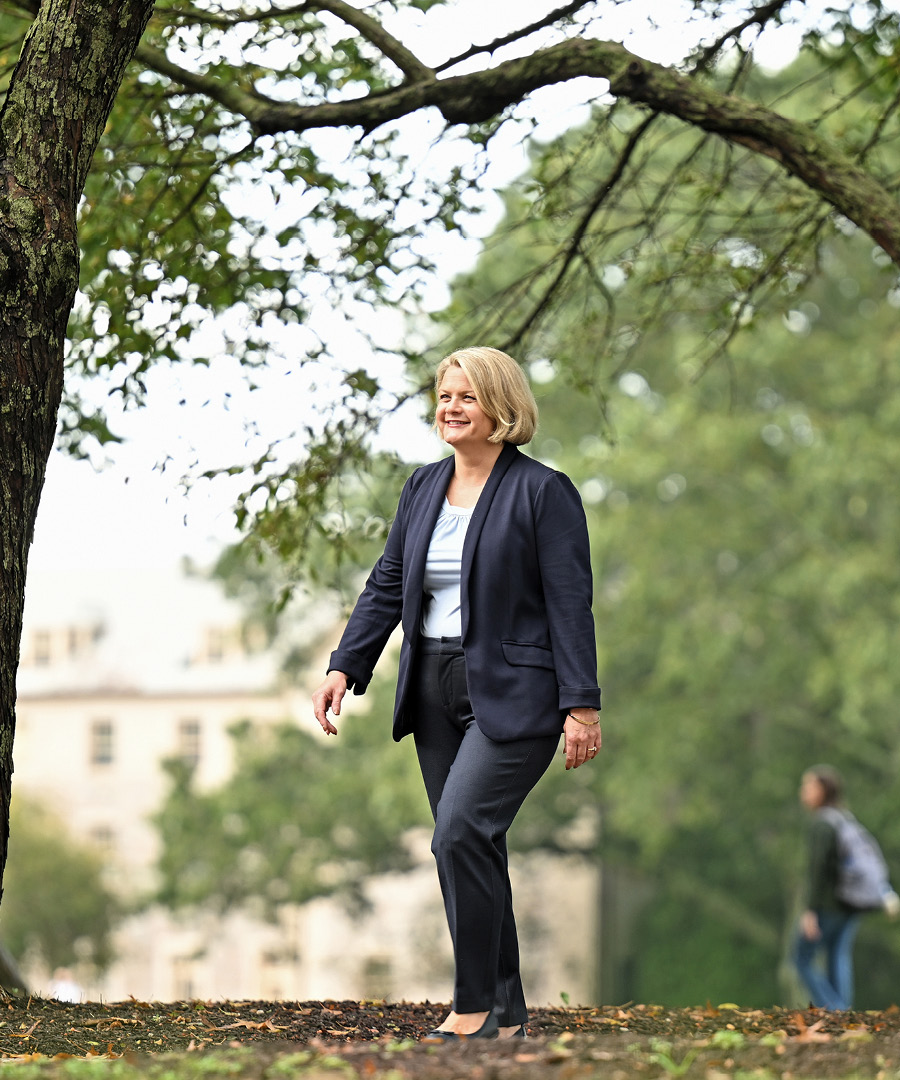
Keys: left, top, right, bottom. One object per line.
{"left": 1, "top": 997, "right": 897, "bottom": 1077}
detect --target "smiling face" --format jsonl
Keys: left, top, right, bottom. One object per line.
{"left": 435, "top": 365, "right": 496, "bottom": 449}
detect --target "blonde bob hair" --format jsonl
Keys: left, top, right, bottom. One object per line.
{"left": 434, "top": 347, "right": 538, "bottom": 445}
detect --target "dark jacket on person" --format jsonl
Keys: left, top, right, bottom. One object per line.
{"left": 328, "top": 441, "right": 602, "bottom": 742}
{"left": 805, "top": 810, "right": 847, "bottom": 912}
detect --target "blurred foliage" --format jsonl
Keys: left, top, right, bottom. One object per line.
{"left": 489, "top": 191, "right": 900, "bottom": 1006}
{"left": 155, "top": 52, "right": 900, "bottom": 1006}
{"left": 213, "top": 448, "right": 413, "bottom": 606}
{"left": 30, "top": 1, "right": 895, "bottom": 1007}
{"left": 0, "top": 798, "right": 121, "bottom": 973}
{"left": 155, "top": 220, "right": 900, "bottom": 1005}
{"left": 152, "top": 677, "right": 431, "bottom": 918}
{"left": 4, "top": 2, "right": 900, "bottom": 579}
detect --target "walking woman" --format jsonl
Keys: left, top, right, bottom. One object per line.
{"left": 312, "top": 347, "right": 602, "bottom": 1040}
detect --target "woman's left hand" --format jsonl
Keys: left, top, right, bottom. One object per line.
{"left": 563, "top": 709, "right": 602, "bottom": 770}
{"left": 800, "top": 909, "right": 820, "bottom": 941}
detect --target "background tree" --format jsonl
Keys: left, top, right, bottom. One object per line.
{"left": 59, "top": 0, "right": 900, "bottom": 604}
{"left": 153, "top": 674, "right": 430, "bottom": 916}
{"left": 0, "top": 798, "right": 121, "bottom": 977}
{"left": 445, "top": 88, "right": 900, "bottom": 1005}
{"left": 176, "top": 56, "right": 900, "bottom": 1005}
{"left": 5, "top": 0, "right": 900, "bottom": 936}
{"left": 157, "top": 157, "right": 900, "bottom": 1005}
{"left": 164, "top": 216, "right": 900, "bottom": 1006}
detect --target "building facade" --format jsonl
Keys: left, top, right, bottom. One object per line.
{"left": 12, "top": 566, "right": 602, "bottom": 1005}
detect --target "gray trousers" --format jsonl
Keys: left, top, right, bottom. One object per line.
{"left": 412, "top": 636, "right": 559, "bottom": 1025}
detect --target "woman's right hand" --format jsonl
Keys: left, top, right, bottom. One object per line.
{"left": 312, "top": 670, "right": 349, "bottom": 735}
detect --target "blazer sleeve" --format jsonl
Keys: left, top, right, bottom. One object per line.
{"left": 327, "top": 474, "right": 414, "bottom": 694}
{"left": 533, "top": 470, "right": 602, "bottom": 712}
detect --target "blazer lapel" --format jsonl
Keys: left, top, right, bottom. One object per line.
{"left": 402, "top": 453, "right": 455, "bottom": 638}
{"left": 460, "top": 442, "right": 519, "bottom": 639}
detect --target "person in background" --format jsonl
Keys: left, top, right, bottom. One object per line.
{"left": 312, "top": 347, "right": 602, "bottom": 1042}
{"left": 793, "top": 764, "right": 862, "bottom": 1010}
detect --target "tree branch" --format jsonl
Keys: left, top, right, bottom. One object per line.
{"left": 151, "top": 1, "right": 432, "bottom": 82}
{"left": 435, "top": 0, "right": 593, "bottom": 75}
{"left": 692, "top": 0, "right": 794, "bottom": 73}
{"left": 163, "top": 34, "right": 893, "bottom": 264}
{"left": 505, "top": 112, "right": 659, "bottom": 350}
{"left": 153, "top": 2, "right": 293, "bottom": 28}
{"left": 134, "top": 40, "right": 282, "bottom": 126}
{"left": 9, "top": 1, "right": 883, "bottom": 270}
{"left": 134, "top": 0, "right": 437, "bottom": 119}
{"left": 305, "top": 0, "right": 433, "bottom": 83}
{"left": 604, "top": 48, "right": 900, "bottom": 263}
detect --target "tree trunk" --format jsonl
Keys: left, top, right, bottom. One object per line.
{"left": 0, "top": 0, "right": 155, "bottom": 907}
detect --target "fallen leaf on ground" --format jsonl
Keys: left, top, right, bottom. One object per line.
{"left": 208, "top": 1018, "right": 283, "bottom": 1032}
{"left": 791, "top": 1016, "right": 831, "bottom": 1043}
{"left": 82, "top": 1018, "right": 142, "bottom": 1027}
{"left": 9, "top": 1021, "right": 40, "bottom": 1039}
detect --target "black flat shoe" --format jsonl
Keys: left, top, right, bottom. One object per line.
{"left": 509, "top": 1025, "right": 526, "bottom": 1038}
{"left": 423, "top": 1013, "right": 500, "bottom": 1043}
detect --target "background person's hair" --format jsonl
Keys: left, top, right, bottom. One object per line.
{"left": 807, "top": 763, "right": 845, "bottom": 806}
{"left": 435, "top": 347, "right": 538, "bottom": 445}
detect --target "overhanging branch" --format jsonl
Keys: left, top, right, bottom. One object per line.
{"left": 177, "top": 33, "right": 896, "bottom": 264}
{"left": 134, "top": 40, "right": 281, "bottom": 125}
{"left": 15, "top": 0, "right": 900, "bottom": 268}
{"left": 693, "top": 0, "right": 794, "bottom": 72}
{"left": 308, "top": 0, "right": 433, "bottom": 83}
{"left": 435, "top": 0, "right": 594, "bottom": 75}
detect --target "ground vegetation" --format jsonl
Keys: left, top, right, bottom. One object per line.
{"left": 0, "top": 998, "right": 898, "bottom": 1079}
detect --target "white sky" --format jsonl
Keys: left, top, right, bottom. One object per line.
{"left": 28, "top": 0, "right": 820, "bottom": 574}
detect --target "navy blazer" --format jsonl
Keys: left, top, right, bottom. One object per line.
{"left": 328, "top": 441, "right": 602, "bottom": 742}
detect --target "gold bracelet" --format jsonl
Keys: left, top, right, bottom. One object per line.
{"left": 567, "top": 712, "right": 599, "bottom": 726}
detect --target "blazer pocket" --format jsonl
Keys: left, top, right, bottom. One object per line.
{"left": 501, "top": 641, "right": 555, "bottom": 670}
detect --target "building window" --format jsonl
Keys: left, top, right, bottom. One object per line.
{"left": 206, "top": 628, "right": 225, "bottom": 663}
{"left": 88, "top": 825, "right": 121, "bottom": 887}
{"left": 259, "top": 950, "right": 287, "bottom": 1001}
{"left": 361, "top": 955, "right": 393, "bottom": 1000}
{"left": 173, "top": 958, "right": 194, "bottom": 1001}
{"left": 33, "top": 631, "right": 52, "bottom": 667}
{"left": 89, "top": 825, "right": 115, "bottom": 856}
{"left": 178, "top": 719, "right": 202, "bottom": 768}
{"left": 90, "top": 720, "right": 114, "bottom": 766}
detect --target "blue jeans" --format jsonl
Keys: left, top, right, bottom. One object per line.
{"left": 793, "top": 909, "right": 862, "bottom": 1010}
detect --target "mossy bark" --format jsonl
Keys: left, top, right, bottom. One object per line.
{"left": 0, "top": 0, "right": 155, "bottom": 906}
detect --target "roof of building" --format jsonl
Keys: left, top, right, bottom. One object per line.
{"left": 18, "top": 565, "right": 297, "bottom": 698}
